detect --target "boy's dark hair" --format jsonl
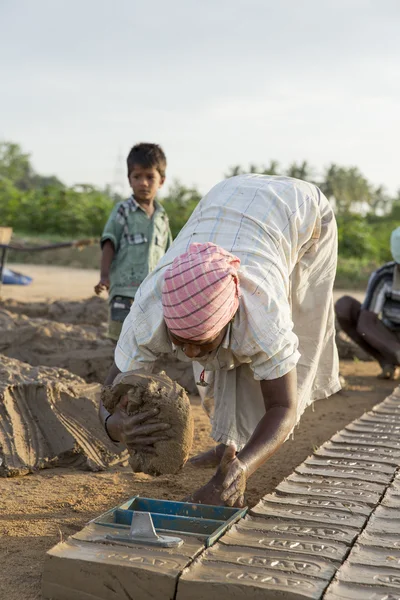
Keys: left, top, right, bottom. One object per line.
{"left": 127, "top": 143, "right": 167, "bottom": 178}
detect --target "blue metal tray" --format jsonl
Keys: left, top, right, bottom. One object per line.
{"left": 93, "top": 496, "right": 247, "bottom": 547}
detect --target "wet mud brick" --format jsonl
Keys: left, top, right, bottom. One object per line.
{"left": 284, "top": 472, "right": 384, "bottom": 494}
{"left": 372, "top": 403, "right": 400, "bottom": 415}
{"left": 347, "top": 415, "right": 400, "bottom": 429}
{"left": 324, "top": 580, "right": 400, "bottom": 599}
{"left": 313, "top": 442, "right": 400, "bottom": 466}
{"left": 314, "top": 440, "right": 400, "bottom": 464}
{"left": 236, "top": 515, "right": 358, "bottom": 545}
{"left": 295, "top": 461, "right": 393, "bottom": 484}
{"left": 358, "top": 530, "right": 400, "bottom": 550}
{"left": 254, "top": 493, "right": 371, "bottom": 517}
{"left": 344, "top": 424, "right": 400, "bottom": 438}
{"left": 42, "top": 524, "right": 204, "bottom": 600}
{"left": 303, "top": 455, "right": 394, "bottom": 475}
{"left": 346, "top": 544, "right": 400, "bottom": 569}
{"left": 381, "top": 489, "right": 400, "bottom": 509}
{"left": 330, "top": 560, "right": 400, "bottom": 591}
{"left": 365, "top": 505, "right": 400, "bottom": 536}
{"left": 220, "top": 523, "right": 349, "bottom": 563}
{"left": 177, "top": 556, "right": 329, "bottom": 600}
{"left": 275, "top": 478, "right": 382, "bottom": 506}
{"left": 331, "top": 430, "right": 400, "bottom": 450}
{"left": 360, "top": 412, "right": 400, "bottom": 423}
{"left": 251, "top": 497, "right": 366, "bottom": 529}
{"left": 202, "top": 543, "right": 338, "bottom": 579}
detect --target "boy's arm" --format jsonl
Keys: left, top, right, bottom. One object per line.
{"left": 95, "top": 240, "right": 115, "bottom": 295}
{"left": 95, "top": 203, "right": 124, "bottom": 295}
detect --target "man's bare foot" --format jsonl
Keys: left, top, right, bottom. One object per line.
{"left": 189, "top": 443, "right": 226, "bottom": 468}
{"left": 377, "top": 364, "right": 399, "bottom": 380}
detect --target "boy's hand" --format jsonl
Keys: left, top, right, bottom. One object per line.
{"left": 106, "top": 395, "right": 171, "bottom": 452}
{"left": 94, "top": 276, "right": 110, "bottom": 295}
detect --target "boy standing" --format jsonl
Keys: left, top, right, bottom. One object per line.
{"left": 95, "top": 143, "right": 172, "bottom": 341}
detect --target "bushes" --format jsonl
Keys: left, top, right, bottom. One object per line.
{"left": 1, "top": 181, "right": 114, "bottom": 237}
{"left": 161, "top": 180, "right": 201, "bottom": 239}
{"left": 337, "top": 215, "right": 380, "bottom": 260}
{"left": 334, "top": 211, "right": 400, "bottom": 288}
{"left": 337, "top": 213, "right": 400, "bottom": 263}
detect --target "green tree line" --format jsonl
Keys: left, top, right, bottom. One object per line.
{"left": 1, "top": 141, "right": 399, "bottom": 271}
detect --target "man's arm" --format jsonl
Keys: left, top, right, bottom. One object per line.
{"left": 219, "top": 368, "right": 297, "bottom": 505}
{"left": 237, "top": 368, "right": 297, "bottom": 475}
{"left": 187, "top": 368, "right": 298, "bottom": 507}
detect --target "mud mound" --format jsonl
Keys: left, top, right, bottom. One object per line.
{"left": 336, "top": 329, "right": 370, "bottom": 361}
{"left": 102, "top": 371, "right": 194, "bottom": 476}
{"left": 0, "top": 356, "right": 128, "bottom": 477}
{"left": 0, "top": 295, "right": 108, "bottom": 326}
{"left": 0, "top": 309, "right": 114, "bottom": 383}
{"left": 0, "top": 308, "right": 197, "bottom": 390}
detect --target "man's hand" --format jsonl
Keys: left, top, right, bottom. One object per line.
{"left": 220, "top": 444, "right": 247, "bottom": 507}
{"left": 94, "top": 276, "right": 110, "bottom": 295}
{"left": 184, "top": 445, "right": 247, "bottom": 507}
{"left": 106, "top": 395, "right": 171, "bottom": 452}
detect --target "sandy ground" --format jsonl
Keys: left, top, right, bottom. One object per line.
{"left": 0, "top": 264, "right": 100, "bottom": 301}
{"left": 0, "top": 265, "right": 395, "bottom": 599}
{"left": 1, "top": 263, "right": 366, "bottom": 304}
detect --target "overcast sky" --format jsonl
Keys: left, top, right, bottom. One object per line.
{"left": 1, "top": 0, "right": 399, "bottom": 196}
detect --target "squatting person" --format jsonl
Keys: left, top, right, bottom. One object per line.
{"left": 100, "top": 174, "right": 341, "bottom": 506}
{"left": 335, "top": 226, "right": 400, "bottom": 380}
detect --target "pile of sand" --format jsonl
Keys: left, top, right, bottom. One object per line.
{"left": 0, "top": 308, "right": 114, "bottom": 383}
{"left": 0, "top": 295, "right": 108, "bottom": 326}
{"left": 0, "top": 298, "right": 367, "bottom": 397}
{"left": 0, "top": 356, "right": 128, "bottom": 477}
{"left": 102, "top": 371, "right": 194, "bottom": 476}
{"left": 0, "top": 304, "right": 198, "bottom": 391}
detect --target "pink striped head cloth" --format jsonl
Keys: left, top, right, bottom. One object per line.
{"left": 162, "top": 242, "right": 241, "bottom": 342}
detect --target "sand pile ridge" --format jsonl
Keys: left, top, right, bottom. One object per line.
{"left": 0, "top": 356, "right": 127, "bottom": 476}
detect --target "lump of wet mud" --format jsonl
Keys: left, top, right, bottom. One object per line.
{"left": 0, "top": 355, "right": 127, "bottom": 477}
{"left": 102, "top": 371, "right": 194, "bottom": 476}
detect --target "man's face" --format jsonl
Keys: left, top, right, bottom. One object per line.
{"left": 168, "top": 326, "right": 228, "bottom": 359}
{"left": 128, "top": 165, "right": 164, "bottom": 202}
